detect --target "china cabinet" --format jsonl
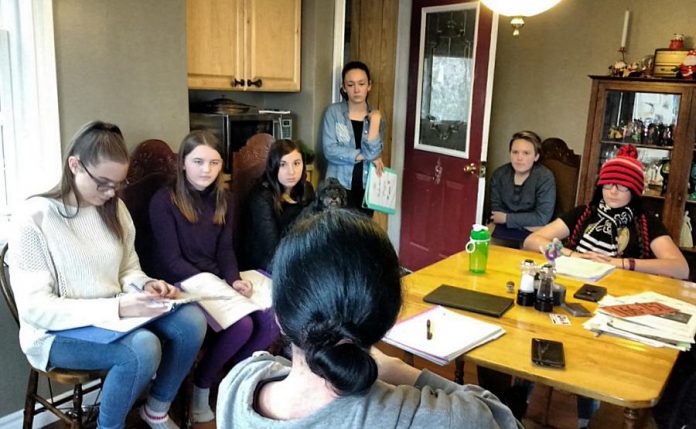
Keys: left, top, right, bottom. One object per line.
{"left": 186, "top": 0, "right": 301, "bottom": 92}
{"left": 578, "top": 76, "right": 696, "bottom": 273}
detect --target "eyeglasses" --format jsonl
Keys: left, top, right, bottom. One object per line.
{"left": 602, "top": 183, "right": 630, "bottom": 192}
{"left": 78, "top": 159, "right": 128, "bottom": 193}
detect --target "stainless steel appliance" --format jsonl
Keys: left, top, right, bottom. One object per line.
{"left": 189, "top": 109, "right": 293, "bottom": 173}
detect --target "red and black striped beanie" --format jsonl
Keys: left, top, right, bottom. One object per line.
{"left": 597, "top": 145, "right": 644, "bottom": 195}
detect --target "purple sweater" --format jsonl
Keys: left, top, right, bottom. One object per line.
{"left": 148, "top": 186, "right": 241, "bottom": 285}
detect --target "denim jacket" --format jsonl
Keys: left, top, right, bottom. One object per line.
{"left": 321, "top": 101, "right": 384, "bottom": 190}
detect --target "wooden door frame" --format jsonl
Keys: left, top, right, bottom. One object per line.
{"left": 389, "top": 0, "right": 498, "bottom": 251}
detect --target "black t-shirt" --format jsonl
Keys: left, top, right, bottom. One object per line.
{"left": 560, "top": 205, "right": 669, "bottom": 258}
{"left": 351, "top": 119, "right": 364, "bottom": 192}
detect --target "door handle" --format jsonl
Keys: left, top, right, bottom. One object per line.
{"left": 463, "top": 161, "right": 487, "bottom": 178}
{"left": 433, "top": 159, "right": 443, "bottom": 185}
{"left": 232, "top": 79, "right": 245, "bottom": 87}
{"left": 247, "top": 78, "right": 263, "bottom": 88}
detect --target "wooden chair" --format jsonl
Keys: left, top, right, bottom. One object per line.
{"left": 229, "top": 133, "right": 274, "bottom": 256}
{"left": 539, "top": 137, "right": 581, "bottom": 217}
{"left": 0, "top": 244, "right": 106, "bottom": 429}
{"left": 121, "top": 139, "right": 177, "bottom": 276}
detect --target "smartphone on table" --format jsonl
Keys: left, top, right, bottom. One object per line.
{"left": 531, "top": 338, "right": 565, "bottom": 369}
{"left": 573, "top": 284, "right": 607, "bottom": 303}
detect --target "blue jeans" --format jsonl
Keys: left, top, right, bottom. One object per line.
{"left": 48, "top": 305, "right": 206, "bottom": 429}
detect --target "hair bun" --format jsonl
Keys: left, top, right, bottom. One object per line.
{"left": 617, "top": 144, "right": 638, "bottom": 159}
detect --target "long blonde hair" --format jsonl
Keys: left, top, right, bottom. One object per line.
{"left": 171, "top": 130, "right": 228, "bottom": 224}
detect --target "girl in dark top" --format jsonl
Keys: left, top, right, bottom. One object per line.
{"left": 525, "top": 144, "right": 688, "bottom": 279}
{"left": 240, "top": 139, "right": 314, "bottom": 271}
{"left": 321, "top": 61, "right": 385, "bottom": 213}
{"left": 149, "top": 131, "right": 279, "bottom": 423}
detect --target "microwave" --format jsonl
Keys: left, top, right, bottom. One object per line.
{"left": 189, "top": 111, "right": 293, "bottom": 173}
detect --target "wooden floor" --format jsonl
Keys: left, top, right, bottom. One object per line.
{"left": 42, "top": 345, "right": 658, "bottom": 429}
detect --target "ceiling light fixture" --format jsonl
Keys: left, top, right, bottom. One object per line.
{"left": 481, "top": 0, "right": 562, "bottom": 36}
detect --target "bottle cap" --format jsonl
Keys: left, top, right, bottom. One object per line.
{"left": 470, "top": 224, "right": 490, "bottom": 240}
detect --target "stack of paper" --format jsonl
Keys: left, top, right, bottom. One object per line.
{"left": 554, "top": 256, "right": 615, "bottom": 281}
{"left": 583, "top": 291, "right": 696, "bottom": 351}
{"left": 383, "top": 306, "right": 505, "bottom": 365}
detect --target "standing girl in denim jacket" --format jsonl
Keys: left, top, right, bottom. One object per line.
{"left": 321, "top": 61, "right": 385, "bottom": 213}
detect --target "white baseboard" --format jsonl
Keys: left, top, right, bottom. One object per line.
{"left": 0, "top": 380, "right": 101, "bottom": 429}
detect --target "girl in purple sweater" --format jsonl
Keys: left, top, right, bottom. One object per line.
{"left": 149, "top": 130, "right": 279, "bottom": 423}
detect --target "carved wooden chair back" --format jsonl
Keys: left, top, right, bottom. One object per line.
{"left": 121, "top": 139, "right": 177, "bottom": 275}
{"left": 539, "top": 138, "right": 581, "bottom": 217}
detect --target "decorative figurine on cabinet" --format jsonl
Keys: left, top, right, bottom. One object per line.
{"left": 679, "top": 211, "right": 693, "bottom": 248}
{"left": 689, "top": 162, "right": 696, "bottom": 201}
{"left": 677, "top": 49, "right": 696, "bottom": 80}
{"left": 659, "top": 158, "right": 671, "bottom": 195}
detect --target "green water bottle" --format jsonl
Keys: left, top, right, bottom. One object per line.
{"left": 465, "top": 224, "right": 490, "bottom": 274}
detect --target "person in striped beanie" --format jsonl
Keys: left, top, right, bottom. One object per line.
{"left": 524, "top": 144, "right": 688, "bottom": 280}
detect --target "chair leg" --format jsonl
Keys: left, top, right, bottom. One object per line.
{"left": 23, "top": 370, "right": 39, "bottom": 429}
{"left": 69, "top": 384, "right": 84, "bottom": 429}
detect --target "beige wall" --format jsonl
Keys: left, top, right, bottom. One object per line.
{"left": 53, "top": 0, "right": 190, "bottom": 151}
{"left": 487, "top": 0, "right": 696, "bottom": 181}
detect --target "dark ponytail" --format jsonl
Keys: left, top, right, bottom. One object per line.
{"left": 271, "top": 210, "right": 402, "bottom": 396}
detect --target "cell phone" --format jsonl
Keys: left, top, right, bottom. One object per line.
{"left": 573, "top": 284, "right": 607, "bottom": 302}
{"left": 561, "top": 302, "right": 592, "bottom": 317}
{"left": 531, "top": 338, "right": 565, "bottom": 368}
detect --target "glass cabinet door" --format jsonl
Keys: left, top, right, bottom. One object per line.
{"left": 599, "top": 90, "right": 681, "bottom": 218}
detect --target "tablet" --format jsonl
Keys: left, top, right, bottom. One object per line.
{"left": 423, "top": 285, "right": 514, "bottom": 318}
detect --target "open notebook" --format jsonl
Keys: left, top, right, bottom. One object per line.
{"left": 383, "top": 306, "right": 505, "bottom": 365}
{"left": 554, "top": 256, "right": 615, "bottom": 281}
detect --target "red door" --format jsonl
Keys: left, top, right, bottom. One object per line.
{"left": 399, "top": 1, "right": 496, "bottom": 270}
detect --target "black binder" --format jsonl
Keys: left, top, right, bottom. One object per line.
{"left": 423, "top": 285, "right": 514, "bottom": 318}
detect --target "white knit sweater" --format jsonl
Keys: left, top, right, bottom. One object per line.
{"left": 8, "top": 197, "right": 152, "bottom": 370}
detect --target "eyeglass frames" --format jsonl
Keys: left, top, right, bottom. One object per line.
{"left": 78, "top": 159, "right": 128, "bottom": 193}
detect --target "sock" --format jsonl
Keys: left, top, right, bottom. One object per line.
{"left": 577, "top": 418, "right": 590, "bottom": 429}
{"left": 139, "top": 397, "right": 179, "bottom": 429}
{"left": 191, "top": 385, "right": 215, "bottom": 423}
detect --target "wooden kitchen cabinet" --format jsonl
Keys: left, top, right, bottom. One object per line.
{"left": 187, "top": 0, "right": 301, "bottom": 92}
{"left": 578, "top": 76, "right": 696, "bottom": 276}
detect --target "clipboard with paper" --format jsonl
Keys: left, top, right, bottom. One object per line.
{"left": 363, "top": 163, "right": 398, "bottom": 214}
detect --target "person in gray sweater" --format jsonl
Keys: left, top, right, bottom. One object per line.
{"left": 489, "top": 130, "right": 556, "bottom": 231}
{"left": 216, "top": 210, "right": 521, "bottom": 429}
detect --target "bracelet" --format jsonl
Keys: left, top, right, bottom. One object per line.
{"left": 628, "top": 258, "right": 636, "bottom": 271}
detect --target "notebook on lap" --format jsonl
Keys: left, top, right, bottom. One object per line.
{"left": 423, "top": 285, "right": 514, "bottom": 318}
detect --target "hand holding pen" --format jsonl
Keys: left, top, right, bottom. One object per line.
{"left": 118, "top": 281, "right": 177, "bottom": 318}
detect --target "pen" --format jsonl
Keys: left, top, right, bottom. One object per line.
{"left": 426, "top": 319, "right": 433, "bottom": 340}
{"left": 128, "top": 283, "right": 168, "bottom": 308}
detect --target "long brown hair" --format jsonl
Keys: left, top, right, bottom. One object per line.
{"left": 171, "top": 130, "right": 227, "bottom": 224}
{"left": 39, "top": 120, "right": 130, "bottom": 241}
{"left": 261, "top": 139, "right": 308, "bottom": 215}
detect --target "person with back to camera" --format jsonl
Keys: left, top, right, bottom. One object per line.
{"left": 489, "top": 130, "right": 556, "bottom": 235}
{"left": 148, "top": 130, "right": 280, "bottom": 423}
{"left": 523, "top": 144, "right": 688, "bottom": 429}
{"left": 8, "top": 121, "right": 207, "bottom": 429}
{"left": 240, "top": 139, "right": 314, "bottom": 271}
{"left": 216, "top": 209, "right": 522, "bottom": 429}
{"left": 524, "top": 144, "right": 688, "bottom": 279}
{"left": 322, "top": 60, "right": 385, "bottom": 214}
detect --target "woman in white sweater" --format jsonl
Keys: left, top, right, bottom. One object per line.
{"left": 9, "top": 121, "right": 207, "bottom": 429}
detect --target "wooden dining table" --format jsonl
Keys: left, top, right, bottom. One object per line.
{"left": 399, "top": 245, "right": 696, "bottom": 429}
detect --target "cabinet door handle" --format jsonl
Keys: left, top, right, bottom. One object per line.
{"left": 232, "top": 79, "right": 245, "bottom": 87}
{"left": 247, "top": 78, "right": 263, "bottom": 88}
